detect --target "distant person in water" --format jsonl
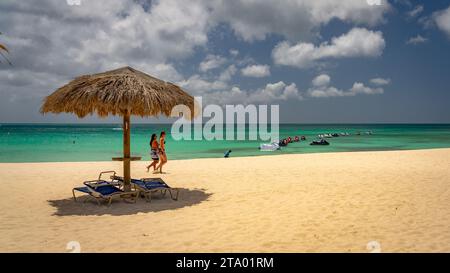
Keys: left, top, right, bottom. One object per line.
{"left": 155, "top": 131, "right": 167, "bottom": 174}
{"left": 146, "top": 133, "right": 159, "bottom": 172}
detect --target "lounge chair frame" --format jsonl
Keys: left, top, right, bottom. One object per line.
{"left": 72, "top": 171, "right": 137, "bottom": 206}
{"left": 113, "top": 175, "right": 179, "bottom": 203}
{"left": 137, "top": 178, "right": 179, "bottom": 203}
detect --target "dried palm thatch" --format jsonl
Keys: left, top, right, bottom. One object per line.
{"left": 41, "top": 66, "right": 195, "bottom": 118}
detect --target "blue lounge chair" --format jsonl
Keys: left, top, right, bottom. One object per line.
{"left": 113, "top": 176, "right": 179, "bottom": 202}
{"left": 72, "top": 171, "right": 137, "bottom": 206}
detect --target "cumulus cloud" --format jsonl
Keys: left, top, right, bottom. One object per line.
{"left": 179, "top": 72, "right": 302, "bottom": 105}
{"left": 254, "top": 82, "right": 301, "bottom": 102}
{"left": 0, "top": 0, "right": 394, "bottom": 121}
{"left": 434, "top": 5, "right": 450, "bottom": 38}
{"left": 219, "top": 65, "right": 237, "bottom": 82}
{"left": 312, "top": 74, "right": 331, "bottom": 87}
{"left": 406, "top": 35, "right": 428, "bottom": 45}
{"left": 211, "top": 0, "right": 390, "bottom": 41}
{"left": 0, "top": 0, "right": 392, "bottom": 86}
{"left": 272, "top": 28, "right": 385, "bottom": 68}
{"left": 178, "top": 74, "right": 228, "bottom": 95}
{"left": 205, "top": 81, "right": 302, "bottom": 105}
{"left": 241, "top": 64, "right": 271, "bottom": 78}
{"left": 349, "top": 82, "right": 384, "bottom": 95}
{"left": 0, "top": 0, "right": 213, "bottom": 87}
{"left": 370, "top": 77, "right": 391, "bottom": 85}
{"left": 199, "top": 54, "right": 227, "bottom": 72}
{"left": 308, "top": 74, "right": 385, "bottom": 98}
{"left": 0, "top": 0, "right": 392, "bottom": 79}
{"left": 179, "top": 63, "right": 239, "bottom": 96}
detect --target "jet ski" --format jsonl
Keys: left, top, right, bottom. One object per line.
{"left": 318, "top": 134, "right": 333, "bottom": 138}
{"left": 279, "top": 139, "right": 289, "bottom": 147}
{"left": 259, "top": 142, "right": 281, "bottom": 151}
{"left": 310, "top": 139, "right": 330, "bottom": 146}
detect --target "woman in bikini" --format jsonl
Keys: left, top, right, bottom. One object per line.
{"left": 146, "top": 133, "right": 159, "bottom": 172}
{"left": 155, "top": 131, "right": 167, "bottom": 174}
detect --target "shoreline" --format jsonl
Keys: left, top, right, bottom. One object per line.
{"left": 1, "top": 146, "right": 450, "bottom": 164}
{"left": 1, "top": 148, "right": 450, "bottom": 252}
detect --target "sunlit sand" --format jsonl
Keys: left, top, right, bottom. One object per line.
{"left": 1, "top": 149, "right": 449, "bottom": 252}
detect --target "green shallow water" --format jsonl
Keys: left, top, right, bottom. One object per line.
{"left": 1, "top": 124, "right": 450, "bottom": 163}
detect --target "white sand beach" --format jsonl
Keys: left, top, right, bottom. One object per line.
{"left": 0, "top": 149, "right": 449, "bottom": 253}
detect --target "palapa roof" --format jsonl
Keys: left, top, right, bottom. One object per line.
{"left": 41, "top": 66, "right": 195, "bottom": 118}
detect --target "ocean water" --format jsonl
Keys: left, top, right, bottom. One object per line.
{"left": 1, "top": 124, "right": 450, "bottom": 163}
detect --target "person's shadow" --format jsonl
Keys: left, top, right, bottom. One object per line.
{"left": 48, "top": 188, "right": 212, "bottom": 216}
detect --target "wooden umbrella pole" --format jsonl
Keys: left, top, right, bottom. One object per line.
{"left": 123, "top": 112, "right": 131, "bottom": 191}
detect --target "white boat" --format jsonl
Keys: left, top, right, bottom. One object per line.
{"left": 259, "top": 142, "right": 280, "bottom": 151}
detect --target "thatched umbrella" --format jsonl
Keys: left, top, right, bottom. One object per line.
{"left": 41, "top": 66, "right": 195, "bottom": 190}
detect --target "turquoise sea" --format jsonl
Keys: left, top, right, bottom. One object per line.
{"left": 1, "top": 124, "right": 450, "bottom": 163}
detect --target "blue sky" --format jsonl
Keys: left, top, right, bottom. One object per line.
{"left": 0, "top": 0, "right": 450, "bottom": 123}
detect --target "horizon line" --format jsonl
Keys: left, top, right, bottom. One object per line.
{"left": 1, "top": 122, "right": 450, "bottom": 125}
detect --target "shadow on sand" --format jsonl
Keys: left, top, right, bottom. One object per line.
{"left": 48, "top": 188, "right": 212, "bottom": 216}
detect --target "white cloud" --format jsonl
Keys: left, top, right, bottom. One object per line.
{"left": 70, "top": 0, "right": 212, "bottom": 66}
{"left": 350, "top": 82, "right": 384, "bottom": 95}
{"left": 406, "top": 35, "right": 428, "bottom": 45}
{"left": 407, "top": 5, "right": 424, "bottom": 18}
{"left": 0, "top": 0, "right": 394, "bottom": 120}
{"left": 370, "top": 77, "right": 391, "bottom": 85}
{"left": 186, "top": 80, "right": 302, "bottom": 105}
{"left": 308, "top": 74, "right": 386, "bottom": 98}
{"left": 211, "top": 0, "right": 391, "bottom": 42}
{"left": 143, "top": 63, "right": 183, "bottom": 82}
{"left": 0, "top": 0, "right": 213, "bottom": 94}
{"left": 272, "top": 28, "right": 385, "bottom": 68}
{"left": 179, "top": 63, "right": 238, "bottom": 96}
{"left": 199, "top": 54, "right": 227, "bottom": 72}
{"left": 434, "top": 5, "right": 450, "bottom": 38}
{"left": 0, "top": 0, "right": 393, "bottom": 77}
{"left": 308, "top": 86, "right": 347, "bottom": 98}
{"left": 178, "top": 75, "right": 228, "bottom": 95}
{"left": 219, "top": 65, "right": 237, "bottom": 82}
{"left": 312, "top": 74, "right": 331, "bottom": 87}
{"left": 259, "top": 82, "right": 299, "bottom": 100}
{"left": 217, "top": 82, "right": 302, "bottom": 104}
{"left": 0, "top": 0, "right": 392, "bottom": 87}
{"left": 183, "top": 72, "right": 386, "bottom": 103}
{"left": 282, "top": 83, "right": 301, "bottom": 99}
{"left": 241, "top": 64, "right": 271, "bottom": 78}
